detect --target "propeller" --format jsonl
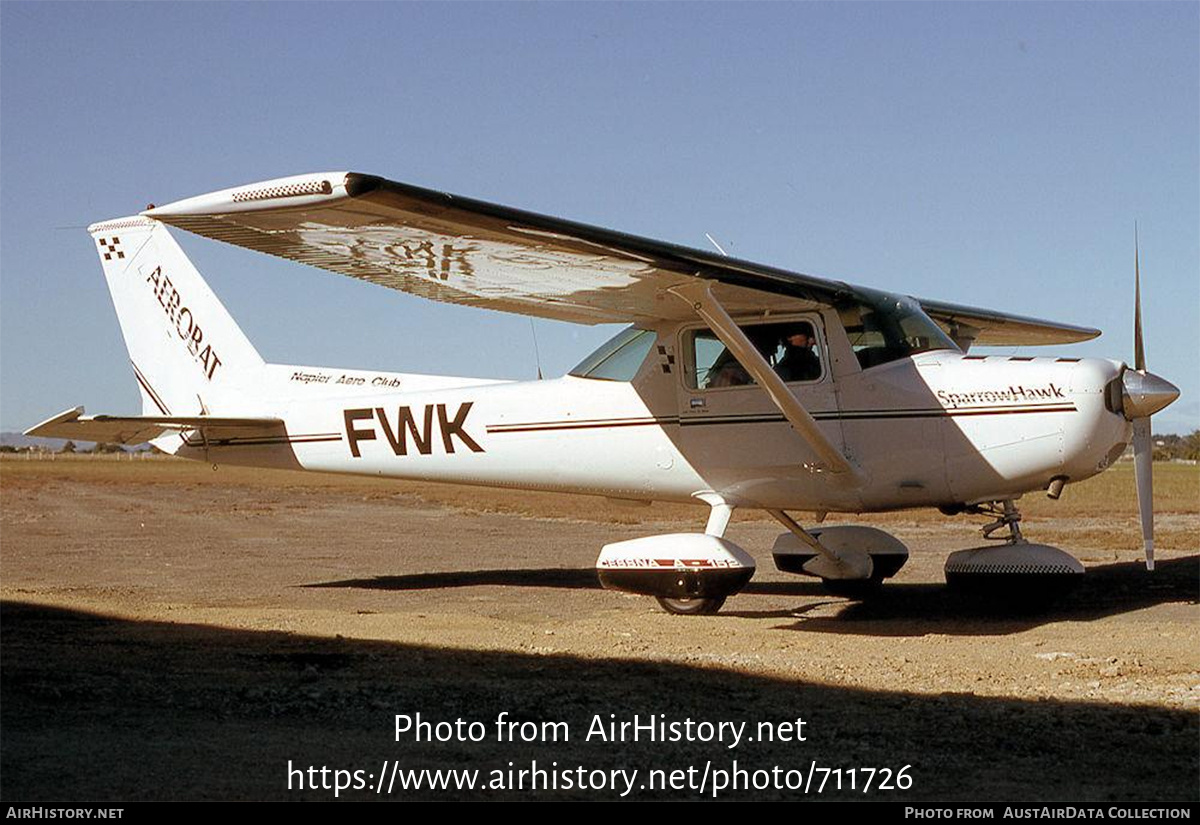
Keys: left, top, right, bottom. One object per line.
{"left": 1121, "top": 226, "right": 1180, "bottom": 570}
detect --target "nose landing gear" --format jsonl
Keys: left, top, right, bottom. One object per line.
{"left": 945, "top": 499, "right": 1084, "bottom": 594}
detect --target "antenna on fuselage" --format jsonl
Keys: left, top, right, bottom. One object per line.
{"left": 705, "top": 233, "right": 729, "bottom": 257}
{"left": 529, "top": 318, "right": 544, "bottom": 380}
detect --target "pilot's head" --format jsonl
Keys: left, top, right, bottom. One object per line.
{"left": 786, "top": 327, "right": 814, "bottom": 349}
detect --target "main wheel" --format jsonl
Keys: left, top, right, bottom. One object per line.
{"left": 655, "top": 596, "right": 727, "bottom": 615}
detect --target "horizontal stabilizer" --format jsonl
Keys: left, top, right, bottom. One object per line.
{"left": 25, "top": 407, "right": 284, "bottom": 446}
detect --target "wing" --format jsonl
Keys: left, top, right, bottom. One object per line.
{"left": 917, "top": 299, "right": 1099, "bottom": 347}
{"left": 26, "top": 407, "right": 285, "bottom": 446}
{"left": 143, "top": 171, "right": 1099, "bottom": 344}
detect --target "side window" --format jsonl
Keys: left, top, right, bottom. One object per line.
{"left": 570, "top": 327, "right": 656, "bottom": 381}
{"left": 687, "top": 320, "right": 823, "bottom": 389}
{"left": 693, "top": 329, "right": 751, "bottom": 388}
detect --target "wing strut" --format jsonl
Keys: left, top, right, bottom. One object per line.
{"left": 667, "top": 281, "right": 862, "bottom": 482}
{"left": 767, "top": 509, "right": 874, "bottom": 580}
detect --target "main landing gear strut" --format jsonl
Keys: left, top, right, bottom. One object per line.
{"left": 654, "top": 497, "right": 741, "bottom": 615}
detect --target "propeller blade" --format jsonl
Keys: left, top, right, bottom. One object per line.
{"left": 1134, "top": 224, "right": 1146, "bottom": 372}
{"left": 1132, "top": 417, "right": 1154, "bottom": 570}
{"left": 1127, "top": 224, "right": 1163, "bottom": 570}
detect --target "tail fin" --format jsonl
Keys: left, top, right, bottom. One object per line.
{"left": 88, "top": 217, "right": 264, "bottom": 417}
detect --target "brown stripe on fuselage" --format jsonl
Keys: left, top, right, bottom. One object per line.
{"left": 486, "top": 404, "right": 1078, "bottom": 434}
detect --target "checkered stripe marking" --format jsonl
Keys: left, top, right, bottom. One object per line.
{"left": 98, "top": 237, "right": 125, "bottom": 261}
{"left": 945, "top": 564, "right": 1079, "bottom": 574}
{"left": 656, "top": 344, "right": 676, "bottom": 374}
{"left": 231, "top": 179, "right": 333, "bottom": 203}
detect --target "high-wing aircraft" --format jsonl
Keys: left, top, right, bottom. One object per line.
{"left": 28, "top": 172, "right": 1181, "bottom": 614}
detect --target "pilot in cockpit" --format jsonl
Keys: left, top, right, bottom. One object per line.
{"left": 774, "top": 323, "right": 822, "bottom": 382}
{"left": 704, "top": 323, "right": 822, "bottom": 387}
{"left": 706, "top": 326, "right": 778, "bottom": 388}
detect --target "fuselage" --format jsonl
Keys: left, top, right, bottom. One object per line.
{"left": 172, "top": 336, "right": 1132, "bottom": 515}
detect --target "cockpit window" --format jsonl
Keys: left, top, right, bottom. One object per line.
{"left": 687, "top": 320, "right": 825, "bottom": 389}
{"left": 837, "top": 288, "right": 959, "bottom": 370}
{"left": 569, "top": 327, "right": 656, "bottom": 381}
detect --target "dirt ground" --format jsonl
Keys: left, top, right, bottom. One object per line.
{"left": 1, "top": 456, "right": 1196, "bottom": 801}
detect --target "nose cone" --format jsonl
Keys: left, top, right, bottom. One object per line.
{"left": 1122, "top": 369, "right": 1180, "bottom": 419}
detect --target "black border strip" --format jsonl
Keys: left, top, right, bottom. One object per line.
{"left": 487, "top": 405, "right": 1078, "bottom": 434}
{"left": 180, "top": 433, "right": 343, "bottom": 448}
{"left": 487, "top": 417, "right": 670, "bottom": 434}
{"left": 131, "top": 361, "right": 171, "bottom": 415}
{"left": 181, "top": 435, "right": 344, "bottom": 448}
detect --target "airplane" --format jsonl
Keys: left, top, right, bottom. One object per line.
{"left": 27, "top": 172, "right": 1181, "bottom": 615}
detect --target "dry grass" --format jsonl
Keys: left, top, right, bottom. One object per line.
{"left": 3, "top": 453, "right": 1196, "bottom": 531}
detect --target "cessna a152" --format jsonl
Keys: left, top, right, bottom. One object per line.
{"left": 28, "top": 172, "right": 1180, "bottom": 614}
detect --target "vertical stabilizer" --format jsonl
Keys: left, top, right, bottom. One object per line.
{"left": 88, "top": 217, "right": 264, "bottom": 417}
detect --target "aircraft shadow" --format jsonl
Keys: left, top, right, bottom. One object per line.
{"left": 304, "top": 569, "right": 827, "bottom": 594}
{"left": 2, "top": 600, "right": 1195, "bottom": 801}
{"left": 739, "top": 555, "right": 1199, "bottom": 636}
{"left": 304, "top": 557, "right": 1196, "bottom": 636}
{"left": 303, "top": 567, "right": 602, "bottom": 591}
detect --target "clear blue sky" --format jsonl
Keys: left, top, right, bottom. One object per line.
{"left": 2, "top": 2, "right": 1196, "bottom": 433}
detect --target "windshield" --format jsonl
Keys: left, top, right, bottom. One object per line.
{"left": 569, "top": 326, "right": 656, "bottom": 381}
{"left": 837, "top": 288, "right": 958, "bottom": 370}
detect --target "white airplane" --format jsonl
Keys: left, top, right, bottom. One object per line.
{"left": 28, "top": 172, "right": 1180, "bottom": 614}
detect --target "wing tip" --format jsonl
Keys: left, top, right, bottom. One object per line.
{"left": 24, "top": 406, "right": 85, "bottom": 437}
{"left": 87, "top": 215, "right": 158, "bottom": 234}
{"left": 922, "top": 299, "right": 1105, "bottom": 347}
{"left": 143, "top": 171, "right": 356, "bottom": 219}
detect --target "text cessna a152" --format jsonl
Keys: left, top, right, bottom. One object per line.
{"left": 29, "top": 172, "right": 1181, "bottom": 614}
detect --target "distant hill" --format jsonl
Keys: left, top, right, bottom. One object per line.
{"left": 0, "top": 432, "right": 151, "bottom": 452}
{"left": 0, "top": 432, "right": 96, "bottom": 451}
{"left": 1, "top": 431, "right": 91, "bottom": 450}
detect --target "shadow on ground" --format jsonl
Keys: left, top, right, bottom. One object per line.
{"left": 1, "top": 601, "right": 1195, "bottom": 801}
{"left": 305, "top": 568, "right": 602, "bottom": 591}
{"left": 763, "top": 555, "right": 1199, "bottom": 636}
{"left": 305, "top": 556, "right": 1198, "bottom": 636}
